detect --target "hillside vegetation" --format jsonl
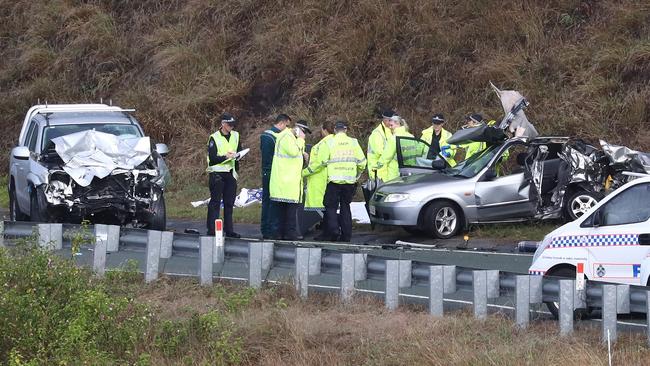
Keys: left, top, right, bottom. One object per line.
{"left": 1, "top": 0, "right": 649, "bottom": 185}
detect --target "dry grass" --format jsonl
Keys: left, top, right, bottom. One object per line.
{"left": 1, "top": 0, "right": 649, "bottom": 188}
{"left": 129, "top": 277, "right": 650, "bottom": 365}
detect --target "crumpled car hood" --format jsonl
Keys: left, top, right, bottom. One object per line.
{"left": 600, "top": 140, "right": 650, "bottom": 174}
{"left": 52, "top": 130, "right": 154, "bottom": 187}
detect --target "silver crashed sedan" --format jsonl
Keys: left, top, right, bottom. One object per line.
{"left": 369, "top": 136, "right": 608, "bottom": 238}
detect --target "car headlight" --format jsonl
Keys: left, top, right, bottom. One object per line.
{"left": 384, "top": 193, "right": 410, "bottom": 203}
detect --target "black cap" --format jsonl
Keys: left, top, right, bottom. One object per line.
{"left": 465, "top": 113, "right": 484, "bottom": 124}
{"left": 381, "top": 109, "right": 397, "bottom": 119}
{"left": 334, "top": 120, "right": 349, "bottom": 130}
{"left": 431, "top": 113, "right": 445, "bottom": 124}
{"left": 296, "top": 120, "right": 312, "bottom": 134}
{"left": 220, "top": 112, "right": 236, "bottom": 124}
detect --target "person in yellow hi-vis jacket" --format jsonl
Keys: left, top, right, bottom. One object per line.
{"left": 302, "top": 121, "right": 334, "bottom": 239}
{"left": 458, "top": 114, "right": 487, "bottom": 161}
{"left": 206, "top": 112, "right": 242, "bottom": 237}
{"left": 420, "top": 113, "right": 457, "bottom": 167}
{"left": 378, "top": 117, "right": 414, "bottom": 180}
{"left": 367, "top": 110, "right": 399, "bottom": 186}
{"left": 269, "top": 114, "right": 306, "bottom": 240}
{"left": 323, "top": 120, "right": 366, "bottom": 242}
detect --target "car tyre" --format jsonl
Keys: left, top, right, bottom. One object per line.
{"left": 29, "top": 186, "right": 49, "bottom": 223}
{"left": 544, "top": 267, "right": 591, "bottom": 320}
{"left": 424, "top": 201, "right": 461, "bottom": 239}
{"left": 147, "top": 193, "right": 166, "bottom": 231}
{"left": 9, "top": 185, "right": 29, "bottom": 221}
{"left": 565, "top": 191, "right": 602, "bottom": 221}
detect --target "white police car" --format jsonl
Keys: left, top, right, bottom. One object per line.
{"left": 529, "top": 175, "right": 650, "bottom": 287}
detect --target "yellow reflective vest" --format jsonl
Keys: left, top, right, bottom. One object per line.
{"left": 379, "top": 126, "right": 413, "bottom": 182}
{"left": 206, "top": 130, "right": 240, "bottom": 178}
{"left": 302, "top": 134, "right": 334, "bottom": 211}
{"left": 367, "top": 123, "right": 392, "bottom": 182}
{"left": 270, "top": 129, "right": 305, "bottom": 203}
{"left": 460, "top": 141, "right": 486, "bottom": 161}
{"left": 326, "top": 132, "right": 366, "bottom": 184}
{"left": 420, "top": 126, "right": 456, "bottom": 167}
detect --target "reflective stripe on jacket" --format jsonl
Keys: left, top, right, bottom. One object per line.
{"left": 327, "top": 132, "right": 366, "bottom": 184}
{"left": 270, "top": 129, "right": 305, "bottom": 203}
{"left": 206, "top": 131, "right": 240, "bottom": 176}
{"left": 367, "top": 123, "right": 392, "bottom": 182}
{"left": 302, "top": 134, "right": 333, "bottom": 211}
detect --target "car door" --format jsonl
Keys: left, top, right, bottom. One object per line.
{"left": 580, "top": 182, "right": 650, "bottom": 284}
{"left": 474, "top": 142, "right": 536, "bottom": 222}
{"left": 396, "top": 136, "right": 437, "bottom": 176}
{"left": 13, "top": 120, "right": 39, "bottom": 208}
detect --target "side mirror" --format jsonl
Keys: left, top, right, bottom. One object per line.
{"left": 483, "top": 168, "right": 497, "bottom": 181}
{"left": 155, "top": 143, "right": 169, "bottom": 157}
{"left": 12, "top": 146, "right": 30, "bottom": 160}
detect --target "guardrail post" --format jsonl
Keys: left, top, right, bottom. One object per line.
{"left": 385, "top": 260, "right": 400, "bottom": 311}
{"left": 616, "top": 285, "right": 630, "bottom": 314}
{"left": 295, "top": 248, "right": 310, "bottom": 298}
{"left": 473, "top": 270, "right": 488, "bottom": 319}
{"left": 529, "top": 276, "right": 543, "bottom": 304}
{"left": 199, "top": 236, "right": 213, "bottom": 286}
{"left": 515, "top": 275, "right": 530, "bottom": 328}
{"left": 93, "top": 231, "right": 107, "bottom": 277}
{"left": 39, "top": 223, "right": 62, "bottom": 250}
{"left": 308, "top": 248, "right": 321, "bottom": 276}
{"left": 602, "top": 284, "right": 617, "bottom": 343}
{"left": 160, "top": 231, "right": 173, "bottom": 259}
{"left": 486, "top": 270, "right": 500, "bottom": 298}
{"left": 340, "top": 253, "right": 356, "bottom": 303}
{"left": 248, "top": 243, "right": 263, "bottom": 289}
{"left": 429, "top": 266, "right": 444, "bottom": 316}
{"left": 398, "top": 260, "right": 412, "bottom": 288}
{"left": 261, "top": 242, "right": 274, "bottom": 274}
{"left": 107, "top": 225, "right": 120, "bottom": 252}
{"left": 0, "top": 221, "right": 5, "bottom": 248}
{"left": 145, "top": 230, "right": 162, "bottom": 283}
{"left": 443, "top": 266, "right": 456, "bottom": 294}
{"left": 559, "top": 280, "right": 574, "bottom": 336}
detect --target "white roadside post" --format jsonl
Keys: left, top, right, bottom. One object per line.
{"left": 213, "top": 219, "right": 225, "bottom": 264}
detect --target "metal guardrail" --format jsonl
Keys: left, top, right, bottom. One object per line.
{"left": 2, "top": 220, "right": 650, "bottom": 344}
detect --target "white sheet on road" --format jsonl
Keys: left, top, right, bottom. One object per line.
{"left": 191, "top": 188, "right": 371, "bottom": 224}
{"left": 52, "top": 130, "right": 152, "bottom": 187}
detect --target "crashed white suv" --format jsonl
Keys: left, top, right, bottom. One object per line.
{"left": 8, "top": 104, "right": 170, "bottom": 230}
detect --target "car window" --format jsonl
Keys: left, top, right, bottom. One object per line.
{"left": 494, "top": 143, "right": 527, "bottom": 177}
{"left": 397, "top": 137, "right": 432, "bottom": 168}
{"left": 26, "top": 121, "right": 39, "bottom": 152}
{"left": 444, "top": 144, "right": 500, "bottom": 178}
{"left": 585, "top": 183, "right": 650, "bottom": 227}
{"left": 42, "top": 123, "right": 142, "bottom": 151}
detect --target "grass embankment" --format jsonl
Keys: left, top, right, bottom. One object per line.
{"left": 1, "top": 1, "right": 649, "bottom": 186}
{"left": 2, "top": 242, "right": 650, "bottom": 365}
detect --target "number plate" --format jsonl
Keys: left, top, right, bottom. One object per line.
{"left": 369, "top": 205, "right": 376, "bottom": 216}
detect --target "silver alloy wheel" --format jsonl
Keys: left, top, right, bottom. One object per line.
{"left": 435, "top": 207, "right": 457, "bottom": 236}
{"left": 570, "top": 194, "right": 598, "bottom": 218}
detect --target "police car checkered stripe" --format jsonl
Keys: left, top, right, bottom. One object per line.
{"left": 528, "top": 270, "right": 545, "bottom": 276}
{"left": 548, "top": 234, "right": 639, "bottom": 249}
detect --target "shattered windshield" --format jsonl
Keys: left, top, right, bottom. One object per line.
{"left": 42, "top": 123, "right": 142, "bottom": 151}
{"left": 442, "top": 144, "right": 501, "bottom": 178}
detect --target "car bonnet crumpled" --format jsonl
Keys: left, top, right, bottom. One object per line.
{"left": 600, "top": 140, "right": 650, "bottom": 175}
{"left": 51, "top": 130, "right": 153, "bottom": 187}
